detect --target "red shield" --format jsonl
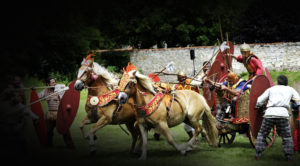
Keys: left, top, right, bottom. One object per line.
{"left": 56, "top": 81, "right": 80, "bottom": 134}
{"left": 203, "top": 60, "right": 223, "bottom": 107}
{"left": 30, "top": 90, "right": 48, "bottom": 146}
{"left": 249, "top": 75, "right": 271, "bottom": 138}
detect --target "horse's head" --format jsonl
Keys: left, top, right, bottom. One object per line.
{"left": 118, "top": 70, "right": 138, "bottom": 104}
{"left": 75, "top": 54, "right": 119, "bottom": 93}
{"left": 74, "top": 53, "right": 97, "bottom": 91}
{"left": 118, "top": 68, "right": 156, "bottom": 104}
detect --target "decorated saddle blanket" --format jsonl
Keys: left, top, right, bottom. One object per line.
{"left": 87, "top": 89, "right": 120, "bottom": 107}
{"left": 136, "top": 92, "right": 164, "bottom": 117}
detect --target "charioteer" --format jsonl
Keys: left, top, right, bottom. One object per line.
{"left": 204, "top": 71, "right": 249, "bottom": 120}
{"left": 232, "top": 43, "right": 264, "bottom": 80}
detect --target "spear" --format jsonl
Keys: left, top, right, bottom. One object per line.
{"left": 218, "top": 16, "right": 224, "bottom": 43}
{"left": 226, "top": 32, "right": 232, "bottom": 70}
{"left": 10, "top": 86, "right": 56, "bottom": 91}
{"left": 191, "top": 44, "right": 219, "bottom": 80}
{"left": 150, "top": 62, "right": 174, "bottom": 79}
{"left": 27, "top": 87, "right": 69, "bottom": 107}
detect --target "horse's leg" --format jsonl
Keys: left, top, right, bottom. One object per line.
{"left": 86, "top": 116, "right": 110, "bottom": 155}
{"left": 125, "top": 121, "right": 139, "bottom": 155}
{"left": 137, "top": 122, "right": 148, "bottom": 160}
{"left": 187, "top": 117, "right": 203, "bottom": 146}
{"left": 134, "top": 123, "right": 142, "bottom": 154}
{"left": 79, "top": 116, "right": 92, "bottom": 139}
{"left": 157, "top": 121, "right": 187, "bottom": 155}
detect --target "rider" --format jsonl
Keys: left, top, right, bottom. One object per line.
{"left": 174, "top": 71, "right": 201, "bottom": 92}
{"left": 38, "top": 77, "right": 75, "bottom": 149}
{"left": 204, "top": 71, "right": 249, "bottom": 119}
{"left": 232, "top": 43, "right": 264, "bottom": 80}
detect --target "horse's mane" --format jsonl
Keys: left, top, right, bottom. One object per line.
{"left": 129, "top": 70, "right": 156, "bottom": 95}
{"left": 92, "top": 62, "right": 118, "bottom": 86}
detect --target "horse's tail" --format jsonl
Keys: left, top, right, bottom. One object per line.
{"left": 201, "top": 96, "right": 218, "bottom": 147}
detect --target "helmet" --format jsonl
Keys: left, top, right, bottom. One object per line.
{"left": 240, "top": 43, "right": 250, "bottom": 52}
{"left": 178, "top": 71, "right": 186, "bottom": 76}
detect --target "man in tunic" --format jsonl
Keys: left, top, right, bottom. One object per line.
{"left": 38, "top": 77, "right": 75, "bottom": 149}
{"left": 255, "top": 75, "right": 300, "bottom": 161}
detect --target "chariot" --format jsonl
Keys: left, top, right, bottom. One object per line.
{"left": 202, "top": 42, "right": 276, "bottom": 148}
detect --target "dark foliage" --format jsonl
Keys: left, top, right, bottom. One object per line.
{"left": 1, "top": 0, "right": 298, "bottom": 83}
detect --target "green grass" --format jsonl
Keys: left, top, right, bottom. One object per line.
{"left": 269, "top": 70, "right": 300, "bottom": 86}
{"left": 22, "top": 72, "right": 300, "bottom": 166}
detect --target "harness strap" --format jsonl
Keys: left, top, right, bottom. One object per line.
{"left": 112, "top": 103, "right": 122, "bottom": 123}
{"left": 168, "top": 93, "right": 175, "bottom": 118}
{"left": 119, "top": 124, "right": 130, "bottom": 136}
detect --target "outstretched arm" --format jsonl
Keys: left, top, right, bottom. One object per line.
{"left": 220, "top": 86, "right": 239, "bottom": 96}
{"left": 256, "top": 88, "right": 270, "bottom": 107}
{"left": 203, "top": 78, "right": 238, "bottom": 95}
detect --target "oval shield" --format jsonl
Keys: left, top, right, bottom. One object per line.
{"left": 203, "top": 60, "right": 223, "bottom": 108}
{"left": 249, "top": 75, "right": 271, "bottom": 138}
{"left": 56, "top": 81, "right": 80, "bottom": 134}
{"left": 30, "top": 90, "right": 48, "bottom": 146}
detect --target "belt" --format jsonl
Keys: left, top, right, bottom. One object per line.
{"left": 267, "top": 106, "right": 289, "bottom": 110}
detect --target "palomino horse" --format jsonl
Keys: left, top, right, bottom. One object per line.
{"left": 74, "top": 54, "right": 138, "bottom": 155}
{"left": 118, "top": 69, "right": 218, "bottom": 160}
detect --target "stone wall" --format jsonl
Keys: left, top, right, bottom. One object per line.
{"left": 130, "top": 42, "right": 300, "bottom": 82}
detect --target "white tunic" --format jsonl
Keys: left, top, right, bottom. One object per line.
{"left": 256, "top": 85, "right": 300, "bottom": 118}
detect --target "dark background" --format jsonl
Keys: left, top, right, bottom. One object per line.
{"left": 1, "top": 0, "right": 299, "bottom": 86}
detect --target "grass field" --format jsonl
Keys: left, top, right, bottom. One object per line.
{"left": 21, "top": 71, "right": 300, "bottom": 166}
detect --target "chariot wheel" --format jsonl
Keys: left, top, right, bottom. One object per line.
{"left": 248, "top": 125, "right": 276, "bottom": 148}
{"left": 218, "top": 132, "right": 236, "bottom": 147}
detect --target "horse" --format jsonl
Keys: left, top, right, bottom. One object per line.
{"left": 118, "top": 69, "right": 218, "bottom": 160}
{"left": 74, "top": 55, "right": 138, "bottom": 155}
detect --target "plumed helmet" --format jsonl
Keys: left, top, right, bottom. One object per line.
{"left": 240, "top": 42, "right": 250, "bottom": 52}
{"left": 178, "top": 71, "right": 186, "bottom": 76}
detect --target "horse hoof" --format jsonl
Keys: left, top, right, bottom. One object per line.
{"left": 180, "top": 150, "right": 187, "bottom": 156}
{"left": 186, "top": 145, "right": 193, "bottom": 152}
